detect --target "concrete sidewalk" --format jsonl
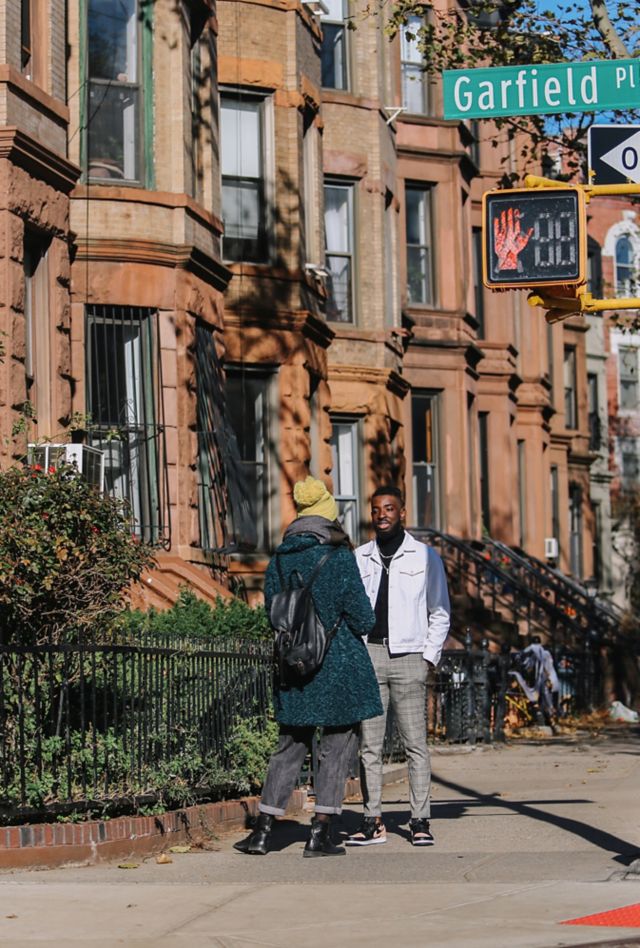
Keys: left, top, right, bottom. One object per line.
{"left": 1, "top": 730, "right": 640, "bottom": 947}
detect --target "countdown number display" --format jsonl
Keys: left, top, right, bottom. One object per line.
{"left": 482, "top": 188, "right": 586, "bottom": 289}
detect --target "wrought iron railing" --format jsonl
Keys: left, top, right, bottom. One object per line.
{"left": 488, "top": 539, "right": 621, "bottom": 645}
{"left": 414, "top": 528, "right": 583, "bottom": 646}
{"left": 1, "top": 631, "right": 604, "bottom": 824}
{"left": 0, "top": 636, "right": 272, "bottom": 822}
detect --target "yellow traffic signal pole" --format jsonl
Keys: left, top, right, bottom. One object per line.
{"left": 524, "top": 174, "right": 640, "bottom": 319}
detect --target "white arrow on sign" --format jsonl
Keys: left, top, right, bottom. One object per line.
{"left": 600, "top": 130, "right": 640, "bottom": 184}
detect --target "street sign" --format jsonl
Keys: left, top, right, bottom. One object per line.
{"left": 483, "top": 187, "right": 587, "bottom": 289}
{"left": 444, "top": 59, "right": 640, "bottom": 121}
{"left": 588, "top": 125, "right": 640, "bottom": 185}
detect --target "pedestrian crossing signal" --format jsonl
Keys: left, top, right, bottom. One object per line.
{"left": 482, "top": 187, "right": 587, "bottom": 290}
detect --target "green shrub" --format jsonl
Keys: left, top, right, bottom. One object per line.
{"left": 117, "top": 587, "right": 272, "bottom": 642}
{"left": 0, "top": 464, "right": 155, "bottom": 644}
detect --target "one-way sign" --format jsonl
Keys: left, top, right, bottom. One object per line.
{"left": 588, "top": 125, "right": 640, "bottom": 185}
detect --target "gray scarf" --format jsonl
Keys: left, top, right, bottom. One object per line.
{"left": 283, "top": 516, "right": 351, "bottom": 548}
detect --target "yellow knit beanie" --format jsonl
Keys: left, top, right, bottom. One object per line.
{"left": 293, "top": 476, "right": 338, "bottom": 521}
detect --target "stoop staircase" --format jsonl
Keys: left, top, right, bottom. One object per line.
{"left": 413, "top": 528, "right": 621, "bottom": 650}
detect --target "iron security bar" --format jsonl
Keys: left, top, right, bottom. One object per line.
{"left": 86, "top": 305, "right": 170, "bottom": 547}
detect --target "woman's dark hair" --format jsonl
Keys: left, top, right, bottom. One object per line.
{"left": 371, "top": 485, "right": 404, "bottom": 504}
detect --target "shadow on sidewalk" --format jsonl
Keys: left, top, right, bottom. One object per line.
{"left": 431, "top": 773, "right": 639, "bottom": 865}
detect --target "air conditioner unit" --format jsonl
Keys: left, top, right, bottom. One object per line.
{"left": 544, "top": 537, "right": 559, "bottom": 560}
{"left": 28, "top": 443, "right": 105, "bottom": 491}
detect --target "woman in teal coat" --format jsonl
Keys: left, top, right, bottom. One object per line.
{"left": 234, "top": 477, "right": 382, "bottom": 858}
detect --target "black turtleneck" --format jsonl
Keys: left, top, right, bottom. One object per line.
{"left": 368, "top": 528, "right": 405, "bottom": 644}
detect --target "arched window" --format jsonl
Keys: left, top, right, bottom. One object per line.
{"left": 615, "top": 236, "right": 635, "bottom": 295}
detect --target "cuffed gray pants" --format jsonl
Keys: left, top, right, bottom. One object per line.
{"left": 259, "top": 725, "right": 358, "bottom": 817}
{"left": 360, "top": 646, "right": 431, "bottom": 820}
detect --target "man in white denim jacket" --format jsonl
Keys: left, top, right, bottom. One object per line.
{"left": 346, "top": 485, "right": 450, "bottom": 848}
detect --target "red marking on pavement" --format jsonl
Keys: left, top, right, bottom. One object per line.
{"left": 561, "top": 903, "right": 640, "bottom": 928}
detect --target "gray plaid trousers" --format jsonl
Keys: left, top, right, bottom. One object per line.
{"left": 360, "top": 645, "right": 431, "bottom": 820}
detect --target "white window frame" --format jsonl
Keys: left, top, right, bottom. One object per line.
{"left": 411, "top": 390, "right": 441, "bottom": 530}
{"left": 329, "top": 416, "right": 362, "bottom": 543}
{"left": 324, "top": 178, "right": 356, "bottom": 323}
{"left": 617, "top": 436, "right": 640, "bottom": 489}
{"left": 400, "top": 17, "right": 429, "bottom": 115}
{"left": 610, "top": 329, "right": 640, "bottom": 416}
{"left": 405, "top": 182, "right": 435, "bottom": 306}
{"left": 615, "top": 235, "right": 636, "bottom": 296}
{"left": 563, "top": 345, "right": 577, "bottom": 430}
{"left": 220, "top": 89, "right": 274, "bottom": 264}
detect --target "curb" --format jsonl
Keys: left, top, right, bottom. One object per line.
{"left": 0, "top": 766, "right": 420, "bottom": 870}
{"left": 0, "top": 790, "right": 308, "bottom": 871}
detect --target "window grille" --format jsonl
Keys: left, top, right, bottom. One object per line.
{"left": 195, "top": 324, "right": 259, "bottom": 552}
{"left": 85, "top": 305, "right": 169, "bottom": 546}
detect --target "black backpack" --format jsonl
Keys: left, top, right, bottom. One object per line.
{"left": 270, "top": 547, "right": 340, "bottom": 679}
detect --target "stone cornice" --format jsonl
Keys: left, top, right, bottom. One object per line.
{"left": 0, "top": 66, "right": 69, "bottom": 124}
{"left": 0, "top": 127, "right": 79, "bottom": 193}
{"left": 224, "top": 310, "right": 334, "bottom": 349}
{"left": 72, "top": 185, "right": 224, "bottom": 237}
{"left": 74, "top": 238, "right": 232, "bottom": 292}
{"left": 327, "top": 364, "right": 410, "bottom": 399}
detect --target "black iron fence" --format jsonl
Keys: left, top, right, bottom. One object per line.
{"left": 2, "top": 633, "right": 603, "bottom": 822}
{"left": 0, "top": 636, "right": 272, "bottom": 823}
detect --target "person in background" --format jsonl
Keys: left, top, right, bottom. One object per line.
{"left": 234, "top": 476, "right": 382, "bottom": 857}
{"left": 347, "top": 485, "right": 450, "bottom": 847}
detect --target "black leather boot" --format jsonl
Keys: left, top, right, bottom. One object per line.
{"left": 233, "top": 813, "right": 274, "bottom": 855}
{"left": 303, "top": 818, "right": 345, "bottom": 858}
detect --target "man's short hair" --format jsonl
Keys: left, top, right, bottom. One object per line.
{"left": 371, "top": 485, "right": 404, "bottom": 505}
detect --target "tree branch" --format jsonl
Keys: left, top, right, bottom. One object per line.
{"left": 591, "top": 0, "right": 629, "bottom": 58}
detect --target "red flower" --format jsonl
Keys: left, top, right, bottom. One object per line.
{"left": 48, "top": 466, "right": 56, "bottom": 474}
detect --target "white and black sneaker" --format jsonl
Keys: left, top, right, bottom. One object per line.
{"left": 409, "top": 818, "right": 434, "bottom": 846}
{"left": 345, "top": 817, "right": 387, "bottom": 846}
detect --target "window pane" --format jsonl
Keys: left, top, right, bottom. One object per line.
{"left": 325, "top": 186, "right": 351, "bottom": 252}
{"left": 326, "top": 255, "right": 352, "bottom": 322}
{"left": 89, "top": 0, "right": 137, "bottom": 81}
{"left": 325, "top": 183, "right": 354, "bottom": 322}
{"left": 330, "top": 420, "right": 359, "bottom": 540}
{"left": 322, "top": 0, "right": 344, "bottom": 19}
{"left": 412, "top": 393, "right": 439, "bottom": 529}
{"left": 401, "top": 18, "right": 422, "bottom": 63}
{"left": 402, "top": 64, "right": 426, "bottom": 114}
{"left": 407, "top": 246, "right": 430, "bottom": 304}
{"left": 222, "top": 180, "right": 260, "bottom": 240}
{"left": 406, "top": 188, "right": 426, "bottom": 245}
{"left": 226, "top": 373, "right": 270, "bottom": 549}
{"left": 88, "top": 82, "right": 139, "bottom": 180}
{"left": 321, "top": 23, "right": 347, "bottom": 89}
{"left": 616, "top": 237, "right": 635, "bottom": 294}
{"left": 221, "top": 99, "right": 261, "bottom": 178}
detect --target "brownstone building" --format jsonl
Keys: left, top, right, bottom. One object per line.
{"left": 0, "top": 0, "right": 605, "bottom": 618}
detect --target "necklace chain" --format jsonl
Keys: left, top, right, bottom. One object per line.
{"left": 378, "top": 549, "right": 395, "bottom": 574}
